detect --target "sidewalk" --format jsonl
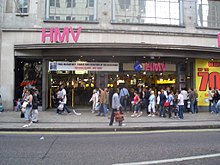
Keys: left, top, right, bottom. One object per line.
{"left": 0, "top": 108, "right": 220, "bottom": 132}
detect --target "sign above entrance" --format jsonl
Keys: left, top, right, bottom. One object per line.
{"left": 49, "top": 61, "right": 119, "bottom": 72}
{"left": 42, "top": 27, "right": 82, "bottom": 43}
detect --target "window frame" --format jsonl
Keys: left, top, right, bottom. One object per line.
{"left": 112, "top": 0, "right": 184, "bottom": 26}
{"left": 15, "top": 0, "right": 30, "bottom": 15}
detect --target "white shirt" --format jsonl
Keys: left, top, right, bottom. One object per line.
{"left": 178, "top": 93, "right": 184, "bottom": 105}
{"left": 181, "top": 90, "right": 188, "bottom": 100}
{"left": 61, "top": 88, "right": 67, "bottom": 104}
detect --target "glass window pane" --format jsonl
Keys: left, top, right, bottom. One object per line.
{"left": 47, "top": 0, "right": 97, "bottom": 21}
{"left": 197, "top": 0, "right": 220, "bottom": 28}
{"left": 17, "top": 0, "right": 29, "bottom": 13}
{"left": 113, "top": 0, "right": 181, "bottom": 25}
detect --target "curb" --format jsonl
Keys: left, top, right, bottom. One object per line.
{"left": 1, "top": 125, "right": 220, "bottom": 132}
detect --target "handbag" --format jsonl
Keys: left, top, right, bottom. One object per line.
{"left": 114, "top": 111, "right": 124, "bottom": 122}
{"left": 95, "top": 102, "right": 100, "bottom": 111}
{"left": 164, "top": 101, "right": 170, "bottom": 107}
{"left": 58, "top": 103, "right": 64, "bottom": 110}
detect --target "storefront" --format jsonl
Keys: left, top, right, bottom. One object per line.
{"left": 14, "top": 44, "right": 197, "bottom": 110}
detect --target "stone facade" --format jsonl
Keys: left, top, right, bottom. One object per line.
{"left": 0, "top": 0, "right": 220, "bottom": 110}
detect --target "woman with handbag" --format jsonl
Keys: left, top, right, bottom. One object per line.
{"left": 22, "top": 89, "right": 33, "bottom": 128}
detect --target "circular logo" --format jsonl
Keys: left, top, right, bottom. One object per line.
{"left": 134, "top": 61, "right": 143, "bottom": 72}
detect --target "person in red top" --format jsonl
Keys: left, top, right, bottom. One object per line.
{"left": 131, "top": 91, "right": 143, "bottom": 117}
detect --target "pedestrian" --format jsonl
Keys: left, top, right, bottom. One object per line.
{"left": 173, "top": 91, "right": 179, "bottom": 118}
{"left": 22, "top": 89, "right": 33, "bottom": 127}
{"left": 15, "top": 98, "right": 22, "bottom": 112}
{"left": 89, "top": 89, "right": 99, "bottom": 113}
{"left": 208, "top": 88, "right": 214, "bottom": 112}
{"left": 159, "top": 89, "right": 167, "bottom": 117}
{"left": 178, "top": 90, "right": 184, "bottom": 119}
{"left": 131, "top": 91, "right": 142, "bottom": 117}
{"left": 156, "top": 91, "right": 161, "bottom": 115}
{"left": 167, "top": 91, "right": 174, "bottom": 118}
{"left": 212, "top": 89, "right": 220, "bottom": 115}
{"left": 181, "top": 88, "right": 188, "bottom": 112}
{"left": 109, "top": 88, "right": 124, "bottom": 126}
{"left": 32, "top": 88, "right": 39, "bottom": 123}
{"left": 193, "top": 89, "right": 199, "bottom": 113}
{"left": 97, "top": 88, "right": 108, "bottom": 117}
{"left": 119, "top": 85, "right": 130, "bottom": 112}
{"left": 148, "top": 91, "right": 156, "bottom": 117}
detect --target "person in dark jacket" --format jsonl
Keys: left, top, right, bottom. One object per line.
{"left": 159, "top": 89, "right": 167, "bottom": 117}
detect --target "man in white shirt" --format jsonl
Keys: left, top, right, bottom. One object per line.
{"left": 178, "top": 91, "right": 184, "bottom": 119}
{"left": 181, "top": 88, "right": 188, "bottom": 112}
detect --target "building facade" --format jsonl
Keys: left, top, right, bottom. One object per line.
{"left": 0, "top": 0, "right": 220, "bottom": 110}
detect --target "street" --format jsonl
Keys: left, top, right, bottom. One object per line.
{"left": 1, "top": 130, "right": 220, "bottom": 165}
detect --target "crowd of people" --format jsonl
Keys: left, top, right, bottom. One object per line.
{"left": 16, "top": 82, "right": 220, "bottom": 127}
{"left": 88, "top": 85, "right": 220, "bottom": 126}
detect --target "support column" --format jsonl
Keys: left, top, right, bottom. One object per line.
{"left": 42, "top": 58, "right": 48, "bottom": 110}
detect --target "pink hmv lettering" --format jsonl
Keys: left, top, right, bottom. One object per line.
{"left": 42, "top": 27, "right": 82, "bottom": 43}
{"left": 145, "top": 62, "right": 166, "bottom": 72}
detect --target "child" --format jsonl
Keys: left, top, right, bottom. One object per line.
{"left": 15, "top": 98, "right": 22, "bottom": 112}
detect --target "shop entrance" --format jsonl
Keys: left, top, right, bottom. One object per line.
{"left": 49, "top": 71, "right": 95, "bottom": 108}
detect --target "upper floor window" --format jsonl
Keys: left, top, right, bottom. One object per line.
{"left": 46, "top": 0, "right": 97, "bottom": 22}
{"left": 16, "top": 0, "right": 30, "bottom": 14}
{"left": 66, "top": 0, "right": 76, "bottom": 8}
{"left": 112, "top": 0, "right": 183, "bottom": 26}
{"left": 50, "top": 0, "right": 60, "bottom": 7}
{"left": 197, "top": 0, "right": 220, "bottom": 28}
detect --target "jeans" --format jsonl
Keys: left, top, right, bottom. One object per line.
{"left": 209, "top": 100, "right": 213, "bottom": 112}
{"left": 178, "top": 105, "right": 184, "bottom": 119}
{"left": 121, "top": 97, "right": 128, "bottom": 111}
{"left": 134, "top": 103, "right": 140, "bottom": 113}
{"left": 25, "top": 106, "right": 32, "bottom": 121}
{"left": 194, "top": 100, "right": 198, "bottom": 113}
{"left": 213, "top": 101, "right": 219, "bottom": 114}
{"left": 191, "top": 100, "right": 195, "bottom": 114}
{"left": 159, "top": 105, "right": 165, "bottom": 117}
{"left": 98, "top": 103, "right": 108, "bottom": 116}
{"left": 63, "top": 104, "right": 71, "bottom": 113}
{"left": 168, "top": 105, "right": 174, "bottom": 118}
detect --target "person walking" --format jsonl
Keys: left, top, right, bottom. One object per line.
{"left": 181, "top": 88, "right": 188, "bottom": 112}
{"left": 119, "top": 86, "right": 130, "bottom": 112}
{"left": 32, "top": 88, "right": 39, "bottom": 123}
{"left": 97, "top": 88, "right": 108, "bottom": 117}
{"left": 178, "top": 90, "right": 184, "bottom": 119}
{"left": 22, "top": 89, "right": 33, "bottom": 127}
{"left": 148, "top": 91, "right": 156, "bottom": 117}
{"left": 60, "top": 84, "right": 71, "bottom": 114}
{"left": 131, "top": 91, "right": 142, "bottom": 117}
{"left": 193, "top": 89, "right": 199, "bottom": 113}
{"left": 208, "top": 88, "right": 214, "bottom": 112}
{"left": 167, "top": 91, "right": 174, "bottom": 118}
{"left": 159, "top": 89, "right": 167, "bottom": 117}
{"left": 109, "top": 88, "right": 124, "bottom": 126}
{"left": 89, "top": 89, "right": 99, "bottom": 113}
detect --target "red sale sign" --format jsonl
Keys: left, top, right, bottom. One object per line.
{"left": 196, "top": 59, "right": 220, "bottom": 106}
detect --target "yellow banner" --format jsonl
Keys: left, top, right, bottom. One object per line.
{"left": 196, "top": 59, "right": 220, "bottom": 106}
